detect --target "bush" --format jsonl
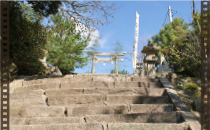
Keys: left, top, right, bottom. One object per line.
{"left": 183, "top": 82, "right": 199, "bottom": 94}
{"left": 110, "top": 69, "right": 129, "bottom": 75}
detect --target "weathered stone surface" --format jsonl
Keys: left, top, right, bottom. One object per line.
{"left": 85, "top": 88, "right": 134, "bottom": 95}
{"left": 45, "top": 88, "right": 84, "bottom": 95}
{"left": 130, "top": 104, "right": 173, "bottom": 113}
{"left": 180, "top": 111, "right": 201, "bottom": 130}
{"left": 60, "top": 81, "right": 111, "bottom": 89}
{"left": 93, "top": 76, "right": 126, "bottom": 81}
{"left": 10, "top": 79, "right": 23, "bottom": 93}
{"left": 84, "top": 87, "right": 163, "bottom": 95}
{"left": 11, "top": 117, "right": 84, "bottom": 125}
{"left": 10, "top": 124, "right": 103, "bottom": 130}
{"left": 10, "top": 95, "right": 46, "bottom": 107}
{"left": 159, "top": 77, "right": 189, "bottom": 111}
{"left": 14, "top": 86, "right": 41, "bottom": 93}
{"left": 84, "top": 112, "right": 177, "bottom": 123}
{"left": 10, "top": 106, "right": 65, "bottom": 118}
{"left": 107, "top": 95, "right": 169, "bottom": 104}
{"left": 15, "top": 80, "right": 162, "bottom": 93}
{"left": 12, "top": 89, "right": 44, "bottom": 96}
{"left": 47, "top": 94, "right": 104, "bottom": 106}
{"left": 14, "top": 83, "right": 60, "bottom": 93}
{"left": 107, "top": 123, "right": 187, "bottom": 130}
{"left": 59, "top": 81, "right": 162, "bottom": 89}
{"left": 114, "top": 82, "right": 162, "bottom": 88}
{"left": 67, "top": 104, "right": 128, "bottom": 116}
{"left": 45, "top": 87, "right": 164, "bottom": 96}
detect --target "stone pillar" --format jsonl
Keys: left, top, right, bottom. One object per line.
{"left": 91, "top": 55, "right": 96, "bottom": 74}
{"left": 141, "top": 40, "right": 159, "bottom": 77}
{"left": 147, "top": 61, "right": 156, "bottom": 77}
{"left": 114, "top": 56, "right": 118, "bottom": 74}
{"left": 136, "top": 62, "right": 143, "bottom": 76}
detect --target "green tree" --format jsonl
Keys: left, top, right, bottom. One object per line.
{"left": 152, "top": 17, "right": 201, "bottom": 77}
{"left": 47, "top": 12, "right": 90, "bottom": 74}
{"left": 10, "top": 2, "right": 47, "bottom": 76}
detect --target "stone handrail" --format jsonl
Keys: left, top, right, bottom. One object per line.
{"left": 158, "top": 76, "right": 201, "bottom": 130}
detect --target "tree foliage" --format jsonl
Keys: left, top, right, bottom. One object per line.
{"left": 27, "top": 1, "right": 118, "bottom": 29}
{"left": 47, "top": 12, "right": 90, "bottom": 74}
{"left": 10, "top": 2, "right": 47, "bottom": 76}
{"left": 152, "top": 17, "right": 201, "bottom": 77}
{"left": 27, "top": 1, "right": 62, "bottom": 17}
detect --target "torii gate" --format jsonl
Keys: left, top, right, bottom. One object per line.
{"left": 87, "top": 52, "right": 126, "bottom": 74}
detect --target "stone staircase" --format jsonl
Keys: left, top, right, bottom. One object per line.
{"left": 6, "top": 74, "right": 190, "bottom": 130}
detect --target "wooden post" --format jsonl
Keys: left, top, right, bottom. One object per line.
{"left": 115, "top": 56, "right": 118, "bottom": 74}
{"left": 91, "top": 55, "right": 96, "bottom": 74}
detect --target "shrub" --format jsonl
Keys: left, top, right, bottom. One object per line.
{"left": 183, "top": 82, "right": 199, "bottom": 94}
{"left": 110, "top": 69, "right": 129, "bottom": 75}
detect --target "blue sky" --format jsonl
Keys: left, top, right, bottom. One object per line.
{"left": 43, "top": 1, "right": 201, "bottom": 74}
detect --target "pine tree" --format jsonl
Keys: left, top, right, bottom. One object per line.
{"left": 47, "top": 13, "right": 90, "bottom": 74}
{"left": 152, "top": 17, "right": 201, "bottom": 77}
{"left": 10, "top": 2, "right": 47, "bottom": 76}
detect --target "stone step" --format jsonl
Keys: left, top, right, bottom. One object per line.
{"left": 10, "top": 112, "right": 179, "bottom": 125}
{"left": 60, "top": 81, "right": 162, "bottom": 89}
{"left": 10, "top": 95, "right": 46, "bottom": 108}
{"left": 67, "top": 104, "right": 173, "bottom": 116}
{"left": 10, "top": 106, "right": 65, "bottom": 118}
{"left": 22, "top": 76, "right": 92, "bottom": 86}
{"left": 92, "top": 76, "right": 133, "bottom": 81}
{"left": 22, "top": 74, "right": 137, "bottom": 86}
{"left": 107, "top": 95, "right": 169, "bottom": 104}
{"left": 45, "top": 87, "right": 165, "bottom": 96}
{"left": 107, "top": 123, "right": 187, "bottom": 130}
{"left": 14, "top": 83, "right": 62, "bottom": 93}
{"left": 15, "top": 81, "right": 162, "bottom": 93}
{"left": 10, "top": 123, "right": 103, "bottom": 130}
{"left": 9, "top": 123, "right": 187, "bottom": 130}
{"left": 47, "top": 94, "right": 104, "bottom": 106}
{"left": 21, "top": 75, "right": 158, "bottom": 86}
{"left": 11, "top": 117, "right": 83, "bottom": 125}
{"left": 47, "top": 95, "right": 168, "bottom": 106}
{"left": 12, "top": 89, "right": 44, "bottom": 97}
{"left": 84, "top": 112, "right": 178, "bottom": 123}
{"left": 0, "top": 90, "right": 44, "bottom": 99}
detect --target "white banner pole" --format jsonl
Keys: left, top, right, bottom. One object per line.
{"left": 132, "top": 11, "right": 139, "bottom": 73}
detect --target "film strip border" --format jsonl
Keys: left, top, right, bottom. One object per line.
{"left": 201, "top": 1, "right": 210, "bottom": 130}
{"left": 1, "top": 1, "right": 10, "bottom": 130}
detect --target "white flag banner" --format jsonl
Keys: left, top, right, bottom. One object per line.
{"left": 132, "top": 11, "right": 139, "bottom": 69}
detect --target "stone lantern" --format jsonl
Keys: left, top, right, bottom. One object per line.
{"left": 141, "top": 40, "right": 159, "bottom": 77}
{"left": 136, "top": 62, "right": 143, "bottom": 76}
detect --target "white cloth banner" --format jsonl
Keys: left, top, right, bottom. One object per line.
{"left": 132, "top": 11, "right": 139, "bottom": 69}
